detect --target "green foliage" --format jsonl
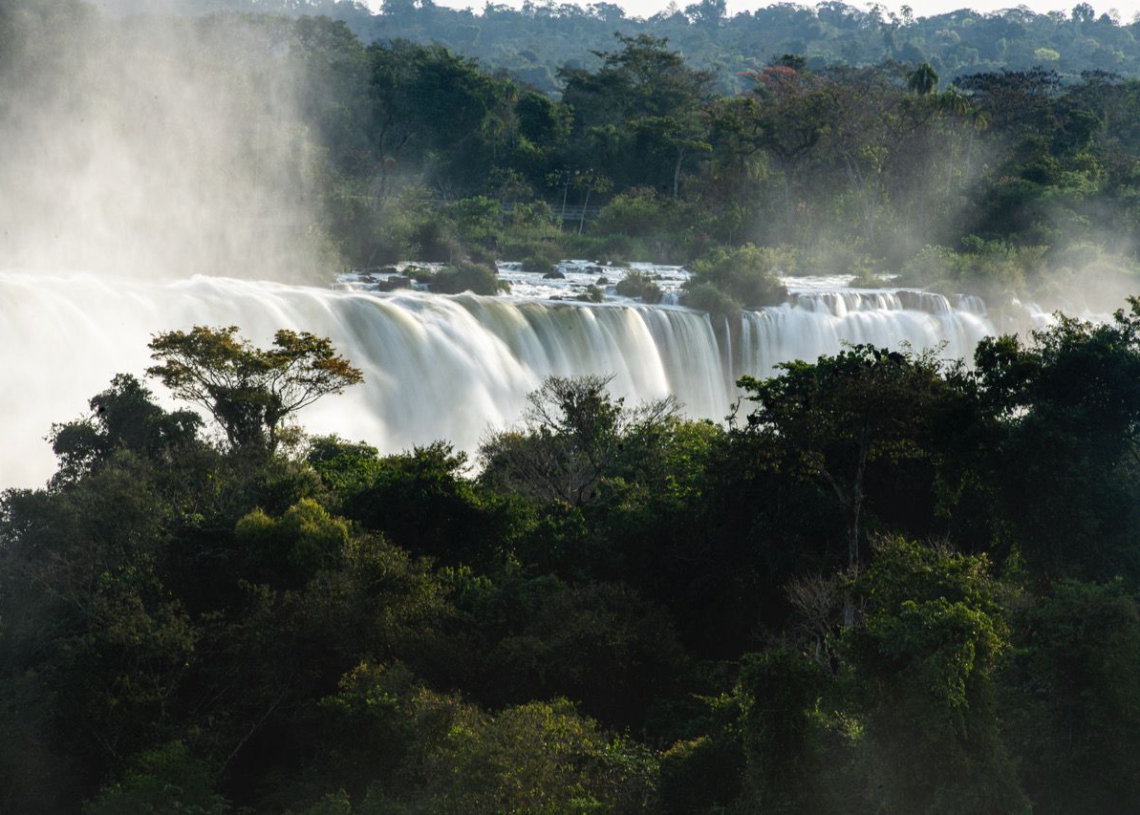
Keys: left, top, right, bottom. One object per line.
{"left": 732, "top": 648, "right": 837, "bottom": 814}
{"left": 320, "top": 664, "right": 658, "bottom": 814}
{"left": 11, "top": 306, "right": 1140, "bottom": 811}
{"left": 480, "top": 375, "right": 677, "bottom": 508}
{"left": 16, "top": 2, "right": 1140, "bottom": 272}
{"left": 428, "top": 260, "right": 509, "bottom": 295}
{"left": 412, "top": 697, "right": 650, "bottom": 814}
{"left": 147, "top": 326, "right": 363, "bottom": 452}
{"left": 682, "top": 244, "right": 789, "bottom": 313}
{"left": 86, "top": 742, "right": 229, "bottom": 815}
{"left": 50, "top": 374, "right": 202, "bottom": 483}
{"left": 594, "top": 187, "right": 677, "bottom": 239}
{"left": 657, "top": 736, "right": 742, "bottom": 814}
{"left": 323, "top": 30, "right": 1140, "bottom": 266}
{"left": 680, "top": 281, "right": 741, "bottom": 320}
{"left": 560, "top": 232, "right": 654, "bottom": 265}
{"left": 330, "top": 442, "right": 518, "bottom": 568}
{"left": 297, "top": 791, "right": 354, "bottom": 815}
{"left": 1003, "top": 579, "right": 1140, "bottom": 814}
{"left": 15, "top": 8, "right": 1140, "bottom": 802}
{"left": 306, "top": 435, "right": 384, "bottom": 502}
{"left": 970, "top": 302, "right": 1140, "bottom": 579}
{"left": 846, "top": 537, "right": 1028, "bottom": 815}
{"left": 907, "top": 61, "right": 939, "bottom": 95}
{"left": 445, "top": 196, "right": 501, "bottom": 245}
{"left": 560, "top": 34, "right": 714, "bottom": 198}
{"left": 614, "top": 269, "right": 664, "bottom": 304}
{"left": 576, "top": 284, "right": 605, "bottom": 302}
{"left": 235, "top": 498, "right": 350, "bottom": 587}
{"left": 740, "top": 344, "right": 952, "bottom": 568}
{"left": 520, "top": 255, "right": 555, "bottom": 273}
{"left": 471, "top": 575, "right": 686, "bottom": 727}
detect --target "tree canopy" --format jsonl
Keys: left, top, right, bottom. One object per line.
{"left": 147, "top": 326, "right": 363, "bottom": 451}
{"left": 4, "top": 319, "right": 1140, "bottom": 811}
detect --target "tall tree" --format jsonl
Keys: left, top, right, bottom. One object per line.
{"left": 742, "top": 61, "right": 837, "bottom": 235}
{"left": 147, "top": 326, "right": 363, "bottom": 452}
{"left": 906, "top": 61, "right": 939, "bottom": 95}
{"left": 559, "top": 34, "right": 714, "bottom": 196}
{"left": 739, "top": 345, "right": 951, "bottom": 576}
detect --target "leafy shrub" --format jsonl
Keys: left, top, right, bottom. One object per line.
{"left": 616, "top": 269, "right": 664, "bottom": 304}
{"left": 562, "top": 232, "right": 652, "bottom": 264}
{"left": 521, "top": 255, "right": 555, "bottom": 273}
{"left": 86, "top": 742, "right": 229, "bottom": 815}
{"left": 430, "top": 261, "right": 509, "bottom": 295}
{"left": 595, "top": 186, "right": 673, "bottom": 237}
{"left": 900, "top": 238, "right": 1045, "bottom": 303}
{"left": 506, "top": 200, "right": 556, "bottom": 229}
{"left": 681, "top": 281, "right": 740, "bottom": 320}
{"left": 446, "top": 196, "right": 501, "bottom": 244}
{"left": 576, "top": 284, "right": 605, "bottom": 303}
{"left": 682, "top": 244, "right": 788, "bottom": 314}
{"left": 498, "top": 235, "right": 561, "bottom": 266}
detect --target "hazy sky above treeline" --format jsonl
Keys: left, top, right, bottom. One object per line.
{"left": 360, "top": 0, "right": 1140, "bottom": 23}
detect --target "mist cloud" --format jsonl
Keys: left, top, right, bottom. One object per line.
{"left": 0, "top": 6, "right": 333, "bottom": 281}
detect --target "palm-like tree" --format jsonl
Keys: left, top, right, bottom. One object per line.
{"left": 907, "top": 62, "right": 939, "bottom": 96}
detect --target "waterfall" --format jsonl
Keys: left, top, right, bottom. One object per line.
{"left": 0, "top": 272, "right": 995, "bottom": 488}
{"left": 737, "top": 290, "right": 993, "bottom": 379}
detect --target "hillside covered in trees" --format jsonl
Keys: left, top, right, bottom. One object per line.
{"left": 90, "top": 0, "right": 1140, "bottom": 93}
{"left": 7, "top": 0, "right": 1140, "bottom": 313}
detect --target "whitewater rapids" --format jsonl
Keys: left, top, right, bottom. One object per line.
{"left": 0, "top": 272, "right": 993, "bottom": 489}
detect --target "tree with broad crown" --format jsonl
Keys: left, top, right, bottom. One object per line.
{"left": 147, "top": 326, "right": 363, "bottom": 452}
{"left": 479, "top": 374, "right": 677, "bottom": 507}
{"left": 739, "top": 344, "right": 951, "bottom": 578}
{"left": 844, "top": 536, "right": 1028, "bottom": 814}
{"left": 741, "top": 60, "right": 837, "bottom": 234}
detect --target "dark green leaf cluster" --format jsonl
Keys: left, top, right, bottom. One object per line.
{"left": 682, "top": 244, "right": 791, "bottom": 314}
{"left": 427, "top": 260, "right": 511, "bottom": 295}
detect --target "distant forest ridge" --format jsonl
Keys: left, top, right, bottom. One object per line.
{"left": 90, "top": 0, "right": 1140, "bottom": 92}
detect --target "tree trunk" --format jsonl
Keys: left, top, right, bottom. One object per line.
{"left": 819, "top": 431, "right": 868, "bottom": 628}
{"left": 673, "top": 146, "right": 685, "bottom": 198}
{"left": 965, "top": 129, "right": 976, "bottom": 187}
{"left": 782, "top": 170, "right": 795, "bottom": 235}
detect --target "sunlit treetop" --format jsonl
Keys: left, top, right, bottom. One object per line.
{"left": 147, "top": 325, "right": 363, "bottom": 452}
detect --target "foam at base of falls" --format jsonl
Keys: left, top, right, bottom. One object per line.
{"left": 0, "top": 272, "right": 995, "bottom": 489}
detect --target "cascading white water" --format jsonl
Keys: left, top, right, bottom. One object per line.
{"left": 0, "top": 272, "right": 995, "bottom": 489}
{"left": 737, "top": 290, "right": 992, "bottom": 379}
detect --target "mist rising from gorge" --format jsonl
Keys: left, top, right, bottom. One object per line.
{"left": 0, "top": 3, "right": 332, "bottom": 281}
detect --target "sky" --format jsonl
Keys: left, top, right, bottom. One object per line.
{"left": 364, "top": 0, "right": 1140, "bottom": 22}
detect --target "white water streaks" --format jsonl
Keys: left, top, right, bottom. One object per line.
{"left": 0, "top": 271, "right": 994, "bottom": 489}
{"left": 737, "top": 289, "right": 993, "bottom": 379}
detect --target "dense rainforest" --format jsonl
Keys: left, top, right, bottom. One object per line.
{"left": 6, "top": 310, "right": 1140, "bottom": 813}
{"left": 89, "top": 0, "right": 1140, "bottom": 93}
{"left": 6, "top": 0, "right": 1140, "bottom": 812}
{"left": 8, "top": 0, "right": 1140, "bottom": 313}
